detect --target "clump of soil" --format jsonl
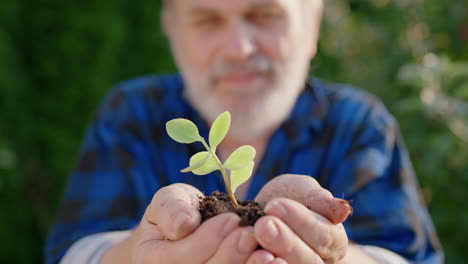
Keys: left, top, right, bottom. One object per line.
{"left": 199, "top": 191, "right": 265, "bottom": 226}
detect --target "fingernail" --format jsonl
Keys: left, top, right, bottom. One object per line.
{"left": 269, "top": 259, "right": 286, "bottom": 264}
{"left": 171, "top": 212, "right": 190, "bottom": 238}
{"left": 260, "top": 254, "right": 275, "bottom": 264}
{"left": 238, "top": 227, "right": 256, "bottom": 253}
{"left": 264, "top": 200, "right": 287, "bottom": 218}
{"left": 260, "top": 219, "right": 278, "bottom": 243}
{"left": 222, "top": 214, "right": 240, "bottom": 236}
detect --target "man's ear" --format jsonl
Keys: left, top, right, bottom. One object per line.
{"left": 305, "top": 21, "right": 320, "bottom": 60}
{"left": 161, "top": 9, "right": 174, "bottom": 40}
{"left": 309, "top": 42, "right": 318, "bottom": 60}
{"left": 308, "top": 1, "right": 323, "bottom": 59}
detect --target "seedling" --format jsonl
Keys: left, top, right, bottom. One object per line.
{"left": 166, "top": 111, "right": 255, "bottom": 208}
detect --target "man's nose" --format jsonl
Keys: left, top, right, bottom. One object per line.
{"left": 221, "top": 21, "right": 257, "bottom": 61}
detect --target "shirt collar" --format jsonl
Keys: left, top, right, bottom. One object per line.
{"left": 280, "top": 77, "right": 330, "bottom": 148}
{"left": 174, "top": 74, "right": 329, "bottom": 148}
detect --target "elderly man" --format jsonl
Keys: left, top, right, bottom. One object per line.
{"left": 46, "top": 0, "right": 443, "bottom": 263}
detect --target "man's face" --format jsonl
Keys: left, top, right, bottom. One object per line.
{"left": 164, "top": 0, "right": 323, "bottom": 142}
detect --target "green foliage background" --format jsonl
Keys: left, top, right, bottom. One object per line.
{"left": 0, "top": 0, "right": 466, "bottom": 263}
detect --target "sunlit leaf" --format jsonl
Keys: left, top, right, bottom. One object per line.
{"left": 223, "top": 145, "right": 256, "bottom": 170}
{"left": 166, "top": 118, "right": 201, "bottom": 144}
{"left": 230, "top": 161, "right": 254, "bottom": 194}
{"left": 189, "top": 151, "right": 219, "bottom": 175}
{"left": 181, "top": 152, "right": 212, "bottom": 172}
{"left": 209, "top": 111, "right": 231, "bottom": 151}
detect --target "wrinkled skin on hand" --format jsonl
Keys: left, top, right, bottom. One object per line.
{"left": 252, "top": 174, "right": 352, "bottom": 263}
{"left": 120, "top": 183, "right": 268, "bottom": 264}
{"left": 256, "top": 174, "right": 352, "bottom": 224}
{"left": 108, "top": 175, "right": 353, "bottom": 264}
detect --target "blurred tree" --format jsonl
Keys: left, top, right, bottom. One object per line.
{"left": 316, "top": 1, "right": 468, "bottom": 263}
{"left": 0, "top": 0, "right": 466, "bottom": 263}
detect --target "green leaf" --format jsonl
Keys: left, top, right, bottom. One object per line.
{"left": 181, "top": 152, "right": 212, "bottom": 173}
{"left": 223, "top": 145, "right": 256, "bottom": 170}
{"left": 166, "top": 118, "right": 201, "bottom": 144}
{"left": 209, "top": 111, "right": 231, "bottom": 150}
{"left": 189, "top": 151, "right": 219, "bottom": 175}
{"left": 230, "top": 161, "right": 254, "bottom": 194}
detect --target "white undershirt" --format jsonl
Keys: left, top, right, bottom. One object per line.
{"left": 60, "top": 231, "right": 408, "bottom": 263}
{"left": 60, "top": 231, "right": 131, "bottom": 264}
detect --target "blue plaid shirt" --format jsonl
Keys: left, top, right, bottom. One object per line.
{"left": 45, "top": 74, "right": 442, "bottom": 264}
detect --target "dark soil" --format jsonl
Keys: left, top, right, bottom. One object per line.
{"left": 199, "top": 191, "right": 265, "bottom": 226}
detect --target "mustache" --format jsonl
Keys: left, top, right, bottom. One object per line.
{"left": 210, "top": 54, "right": 274, "bottom": 81}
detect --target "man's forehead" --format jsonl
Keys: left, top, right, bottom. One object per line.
{"left": 170, "top": 0, "right": 297, "bottom": 13}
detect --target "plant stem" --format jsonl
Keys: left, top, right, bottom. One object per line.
{"left": 200, "top": 138, "right": 239, "bottom": 208}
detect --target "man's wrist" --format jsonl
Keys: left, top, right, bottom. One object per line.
{"left": 338, "top": 243, "right": 379, "bottom": 264}
{"left": 355, "top": 244, "right": 409, "bottom": 264}
{"left": 340, "top": 243, "right": 408, "bottom": 264}
{"left": 99, "top": 230, "right": 134, "bottom": 264}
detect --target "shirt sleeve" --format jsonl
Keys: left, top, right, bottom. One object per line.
{"left": 59, "top": 230, "right": 131, "bottom": 264}
{"left": 45, "top": 87, "right": 154, "bottom": 264}
{"left": 323, "top": 91, "right": 443, "bottom": 263}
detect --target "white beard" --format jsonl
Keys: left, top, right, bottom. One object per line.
{"left": 171, "top": 31, "right": 312, "bottom": 143}
{"left": 182, "top": 56, "right": 310, "bottom": 144}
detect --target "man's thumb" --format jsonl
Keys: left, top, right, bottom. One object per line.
{"left": 255, "top": 174, "right": 351, "bottom": 224}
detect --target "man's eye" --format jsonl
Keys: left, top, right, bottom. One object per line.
{"left": 194, "top": 16, "right": 222, "bottom": 27}
{"left": 248, "top": 10, "right": 283, "bottom": 24}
